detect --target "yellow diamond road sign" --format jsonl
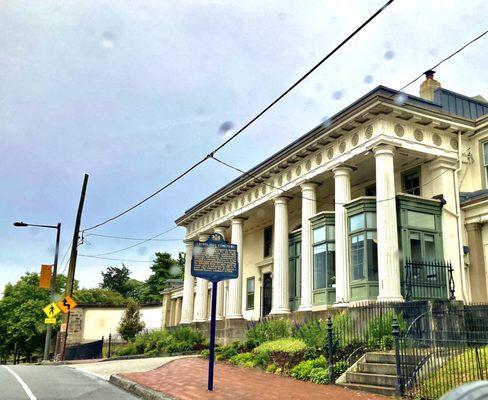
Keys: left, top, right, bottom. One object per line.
{"left": 44, "top": 318, "right": 56, "bottom": 324}
{"left": 43, "top": 302, "right": 61, "bottom": 318}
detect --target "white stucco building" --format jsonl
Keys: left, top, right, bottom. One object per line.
{"left": 163, "top": 73, "right": 488, "bottom": 328}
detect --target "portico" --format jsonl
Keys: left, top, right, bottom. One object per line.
{"left": 173, "top": 82, "right": 485, "bottom": 325}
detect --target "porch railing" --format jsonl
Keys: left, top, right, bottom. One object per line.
{"left": 403, "top": 259, "right": 455, "bottom": 302}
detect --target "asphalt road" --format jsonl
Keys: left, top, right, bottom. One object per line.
{"left": 0, "top": 365, "right": 138, "bottom": 400}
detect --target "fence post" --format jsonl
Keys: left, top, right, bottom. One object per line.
{"left": 448, "top": 261, "right": 456, "bottom": 300}
{"left": 101, "top": 336, "right": 104, "bottom": 359}
{"left": 13, "top": 342, "right": 17, "bottom": 365}
{"left": 327, "top": 316, "right": 335, "bottom": 384}
{"left": 108, "top": 333, "right": 112, "bottom": 359}
{"left": 393, "top": 316, "right": 404, "bottom": 397}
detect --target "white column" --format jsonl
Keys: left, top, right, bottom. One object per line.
{"left": 429, "top": 158, "right": 466, "bottom": 301}
{"left": 271, "top": 196, "right": 290, "bottom": 314}
{"left": 193, "top": 233, "right": 210, "bottom": 322}
{"left": 333, "top": 167, "right": 353, "bottom": 305}
{"left": 180, "top": 239, "right": 195, "bottom": 324}
{"left": 298, "top": 183, "right": 317, "bottom": 311}
{"left": 374, "top": 145, "right": 403, "bottom": 302}
{"left": 214, "top": 226, "right": 227, "bottom": 320}
{"left": 226, "top": 218, "right": 244, "bottom": 319}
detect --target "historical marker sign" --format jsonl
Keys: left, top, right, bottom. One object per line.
{"left": 191, "top": 233, "right": 238, "bottom": 282}
{"left": 190, "top": 232, "right": 238, "bottom": 392}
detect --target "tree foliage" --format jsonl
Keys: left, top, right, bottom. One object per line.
{"left": 73, "top": 288, "right": 127, "bottom": 305}
{"left": 0, "top": 272, "right": 73, "bottom": 359}
{"left": 117, "top": 299, "right": 145, "bottom": 341}
{"left": 141, "top": 252, "right": 183, "bottom": 302}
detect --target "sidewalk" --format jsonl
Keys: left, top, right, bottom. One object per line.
{"left": 116, "top": 357, "right": 387, "bottom": 400}
{"left": 69, "top": 355, "right": 194, "bottom": 380}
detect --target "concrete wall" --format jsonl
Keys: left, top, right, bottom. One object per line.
{"left": 79, "top": 304, "right": 163, "bottom": 343}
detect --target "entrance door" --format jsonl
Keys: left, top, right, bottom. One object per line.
{"left": 262, "top": 273, "right": 272, "bottom": 317}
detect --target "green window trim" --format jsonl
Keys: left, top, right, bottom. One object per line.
{"left": 310, "top": 212, "right": 336, "bottom": 305}
{"left": 345, "top": 199, "right": 379, "bottom": 301}
{"left": 246, "top": 277, "right": 255, "bottom": 310}
{"left": 402, "top": 167, "right": 421, "bottom": 196}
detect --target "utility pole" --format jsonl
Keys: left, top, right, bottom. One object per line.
{"left": 60, "top": 173, "right": 89, "bottom": 359}
{"left": 43, "top": 223, "right": 61, "bottom": 361}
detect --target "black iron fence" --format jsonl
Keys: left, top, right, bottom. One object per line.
{"left": 64, "top": 339, "right": 104, "bottom": 360}
{"left": 403, "top": 259, "right": 455, "bottom": 301}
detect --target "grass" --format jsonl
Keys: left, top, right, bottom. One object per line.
{"left": 416, "top": 346, "right": 488, "bottom": 399}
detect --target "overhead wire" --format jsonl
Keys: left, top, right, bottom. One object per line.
{"left": 85, "top": 233, "right": 183, "bottom": 241}
{"left": 80, "top": 0, "right": 395, "bottom": 233}
{"left": 78, "top": 255, "right": 155, "bottom": 263}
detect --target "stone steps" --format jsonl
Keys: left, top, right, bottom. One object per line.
{"left": 339, "top": 351, "right": 420, "bottom": 397}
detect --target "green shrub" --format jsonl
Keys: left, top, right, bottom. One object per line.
{"left": 266, "top": 363, "right": 278, "bottom": 373}
{"left": 309, "top": 367, "right": 330, "bottom": 384}
{"left": 246, "top": 319, "right": 291, "bottom": 348}
{"left": 366, "top": 312, "right": 406, "bottom": 349}
{"left": 229, "top": 352, "right": 260, "bottom": 368}
{"left": 253, "top": 338, "right": 306, "bottom": 372}
{"left": 293, "top": 319, "right": 328, "bottom": 351}
{"left": 333, "top": 360, "right": 349, "bottom": 377}
{"left": 200, "top": 349, "right": 210, "bottom": 358}
{"left": 290, "top": 356, "right": 327, "bottom": 380}
{"left": 116, "top": 341, "right": 137, "bottom": 356}
{"left": 218, "top": 341, "right": 241, "bottom": 360}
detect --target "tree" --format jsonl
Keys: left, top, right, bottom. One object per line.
{"left": 141, "top": 252, "right": 181, "bottom": 302}
{"left": 100, "top": 265, "right": 131, "bottom": 295}
{"left": 117, "top": 299, "right": 145, "bottom": 341}
{"left": 74, "top": 288, "right": 127, "bottom": 305}
{"left": 0, "top": 272, "right": 74, "bottom": 359}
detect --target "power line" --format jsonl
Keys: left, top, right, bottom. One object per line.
{"left": 80, "top": 0, "right": 395, "bottom": 233}
{"left": 78, "top": 255, "right": 154, "bottom": 263}
{"left": 397, "top": 29, "right": 488, "bottom": 93}
{"left": 86, "top": 233, "right": 183, "bottom": 241}
{"left": 82, "top": 159, "right": 209, "bottom": 232}
{"left": 82, "top": 226, "right": 179, "bottom": 257}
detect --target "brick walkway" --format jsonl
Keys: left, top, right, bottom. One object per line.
{"left": 122, "top": 358, "right": 386, "bottom": 400}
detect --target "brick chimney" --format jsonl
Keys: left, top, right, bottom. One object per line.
{"left": 419, "top": 70, "right": 441, "bottom": 101}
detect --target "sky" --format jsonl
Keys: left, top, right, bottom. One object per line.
{"left": 1, "top": 0, "right": 487, "bottom": 295}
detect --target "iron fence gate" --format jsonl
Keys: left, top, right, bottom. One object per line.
{"left": 403, "top": 259, "right": 455, "bottom": 301}
{"left": 64, "top": 339, "right": 103, "bottom": 360}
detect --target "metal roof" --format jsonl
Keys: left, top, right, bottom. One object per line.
{"left": 434, "top": 88, "right": 488, "bottom": 120}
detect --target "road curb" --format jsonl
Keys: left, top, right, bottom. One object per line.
{"left": 110, "top": 374, "right": 176, "bottom": 400}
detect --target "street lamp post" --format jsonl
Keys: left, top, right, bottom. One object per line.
{"left": 13, "top": 221, "right": 61, "bottom": 362}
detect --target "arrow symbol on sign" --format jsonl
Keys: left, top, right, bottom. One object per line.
{"left": 63, "top": 299, "right": 70, "bottom": 311}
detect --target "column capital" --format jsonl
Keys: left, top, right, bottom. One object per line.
{"left": 273, "top": 195, "right": 292, "bottom": 205}
{"left": 231, "top": 217, "right": 246, "bottom": 225}
{"left": 198, "top": 233, "right": 210, "bottom": 242}
{"left": 184, "top": 239, "right": 194, "bottom": 245}
{"left": 332, "top": 165, "right": 355, "bottom": 177}
{"left": 299, "top": 181, "right": 319, "bottom": 191}
{"left": 465, "top": 222, "right": 482, "bottom": 232}
{"left": 429, "top": 157, "right": 457, "bottom": 172}
{"left": 373, "top": 144, "right": 396, "bottom": 157}
{"left": 213, "top": 225, "right": 229, "bottom": 232}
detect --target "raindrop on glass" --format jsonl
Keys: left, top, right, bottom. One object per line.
{"left": 332, "top": 90, "right": 343, "bottom": 100}
{"left": 169, "top": 264, "right": 182, "bottom": 277}
{"left": 193, "top": 246, "right": 202, "bottom": 256}
{"left": 383, "top": 41, "right": 391, "bottom": 49}
{"left": 256, "top": 209, "right": 265, "bottom": 218}
{"left": 101, "top": 32, "right": 115, "bottom": 49}
{"left": 137, "top": 246, "right": 148, "bottom": 256}
{"left": 394, "top": 92, "right": 408, "bottom": 106}
{"left": 206, "top": 246, "right": 215, "bottom": 256}
{"left": 363, "top": 75, "right": 374, "bottom": 84}
{"left": 384, "top": 50, "right": 395, "bottom": 60}
{"left": 314, "top": 83, "right": 323, "bottom": 91}
{"left": 321, "top": 116, "right": 332, "bottom": 128}
{"left": 218, "top": 121, "right": 235, "bottom": 139}
{"left": 429, "top": 48, "right": 438, "bottom": 56}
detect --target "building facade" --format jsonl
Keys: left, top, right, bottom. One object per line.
{"left": 163, "top": 73, "right": 488, "bottom": 328}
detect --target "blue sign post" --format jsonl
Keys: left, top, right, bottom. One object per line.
{"left": 191, "top": 233, "right": 238, "bottom": 391}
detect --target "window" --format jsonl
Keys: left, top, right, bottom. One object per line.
{"left": 484, "top": 143, "right": 488, "bottom": 186}
{"left": 365, "top": 184, "right": 376, "bottom": 196}
{"left": 403, "top": 169, "right": 421, "bottom": 196}
{"left": 312, "top": 226, "right": 335, "bottom": 290}
{"left": 246, "top": 277, "right": 255, "bottom": 309}
{"left": 264, "top": 226, "right": 273, "bottom": 258}
{"left": 288, "top": 240, "right": 302, "bottom": 301}
{"left": 349, "top": 212, "right": 378, "bottom": 282}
